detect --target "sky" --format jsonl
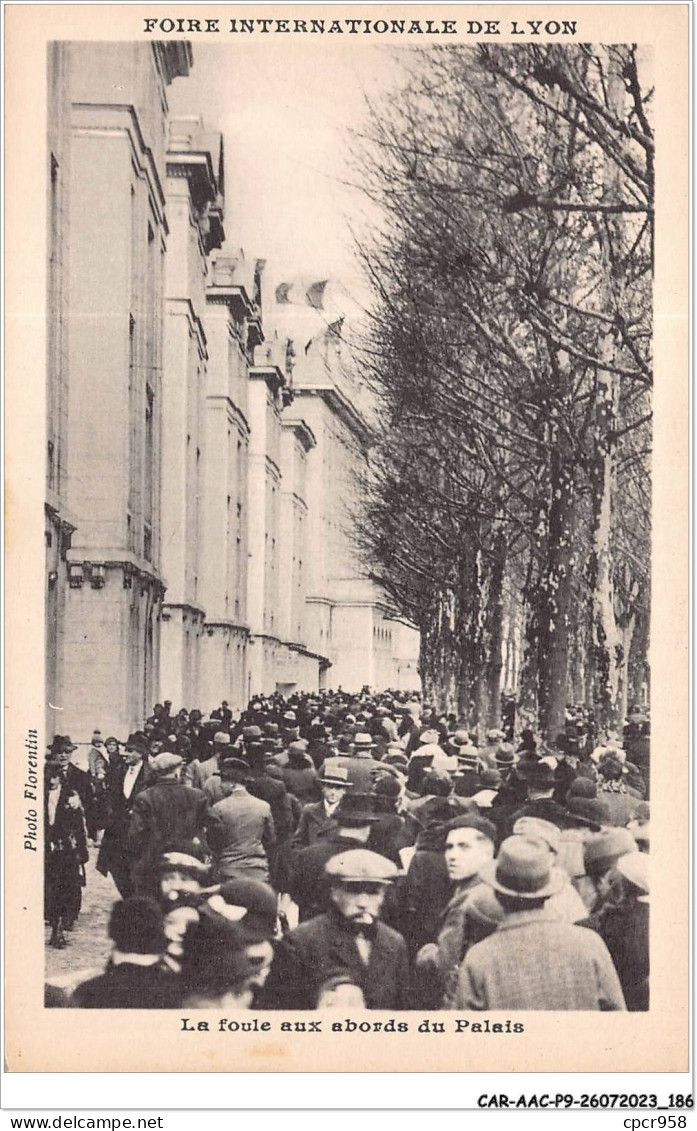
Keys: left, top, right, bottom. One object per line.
{"left": 168, "top": 40, "right": 404, "bottom": 300}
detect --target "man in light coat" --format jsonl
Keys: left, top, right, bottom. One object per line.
{"left": 455, "top": 837, "right": 626, "bottom": 1011}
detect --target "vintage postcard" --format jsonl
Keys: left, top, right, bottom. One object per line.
{"left": 4, "top": 2, "right": 689, "bottom": 1075}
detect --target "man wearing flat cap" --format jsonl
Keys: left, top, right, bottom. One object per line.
{"left": 128, "top": 753, "right": 209, "bottom": 897}
{"left": 262, "top": 849, "right": 409, "bottom": 1010}
{"left": 455, "top": 836, "right": 626, "bottom": 1011}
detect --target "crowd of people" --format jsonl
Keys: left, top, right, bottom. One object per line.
{"left": 44, "top": 691, "right": 650, "bottom": 1011}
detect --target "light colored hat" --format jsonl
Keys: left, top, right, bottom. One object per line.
{"left": 411, "top": 742, "right": 442, "bottom": 761}
{"left": 584, "top": 827, "right": 637, "bottom": 874}
{"left": 463, "top": 883, "right": 505, "bottom": 929}
{"left": 213, "top": 732, "right": 231, "bottom": 745}
{"left": 419, "top": 729, "right": 440, "bottom": 746}
{"left": 513, "top": 816, "right": 562, "bottom": 855}
{"left": 158, "top": 851, "right": 210, "bottom": 879}
{"left": 616, "top": 851, "right": 649, "bottom": 894}
{"left": 324, "top": 848, "right": 398, "bottom": 885}
{"left": 320, "top": 766, "right": 352, "bottom": 787}
{"left": 150, "top": 753, "right": 184, "bottom": 777}
{"left": 352, "top": 733, "right": 375, "bottom": 749}
{"left": 480, "top": 837, "right": 565, "bottom": 900}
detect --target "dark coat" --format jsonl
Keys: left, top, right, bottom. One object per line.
{"left": 57, "top": 763, "right": 93, "bottom": 824}
{"left": 128, "top": 779, "right": 208, "bottom": 895}
{"left": 262, "top": 909, "right": 410, "bottom": 1010}
{"left": 96, "top": 759, "right": 150, "bottom": 889}
{"left": 368, "top": 813, "right": 406, "bottom": 867}
{"left": 246, "top": 772, "right": 294, "bottom": 843}
{"left": 595, "top": 899, "right": 649, "bottom": 1011}
{"left": 452, "top": 768, "right": 482, "bottom": 798}
{"left": 397, "top": 838, "right": 452, "bottom": 956}
{"left": 289, "top": 833, "right": 369, "bottom": 921}
{"left": 44, "top": 777, "right": 89, "bottom": 926}
{"left": 272, "top": 758, "right": 321, "bottom": 805}
{"left": 292, "top": 801, "right": 339, "bottom": 850}
{"left": 71, "top": 962, "right": 180, "bottom": 1009}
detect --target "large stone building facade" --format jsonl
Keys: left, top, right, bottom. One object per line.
{"left": 46, "top": 42, "right": 419, "bottom": 741}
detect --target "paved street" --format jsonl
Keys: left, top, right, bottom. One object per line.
{"left": 45, "top": 853, "right": 116, "bottom": 982}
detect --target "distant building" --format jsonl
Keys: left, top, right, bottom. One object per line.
{"left": 267, "top": 288, "right": 421, "bottom": 695}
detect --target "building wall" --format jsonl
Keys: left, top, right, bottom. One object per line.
{"left": 199, "top": 254, "right": 254, "bottom": 711}
{"left": 159, "top": 115, "right": 224, "bottom": 707}
{"left": 246, "top": 370, "right": 284, "bottom": 697}
{"left": 46, "top": 43, "right": 74, "bottom": 740}
{"left": 47, "top": 42, "right": 191, "bottom": 739}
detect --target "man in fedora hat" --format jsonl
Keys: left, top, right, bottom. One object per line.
{"left": 319, "top": 733, "right": 382, "bottom": 791}
{"left": 292, "top": 765, "right": 353, "bottom": 850}
{"left": 96, "top": 732, "right": 151, "bottom": 897}
{"left": 186, "top": 731, "right": 232, "bottom": 791}
{"left": 455, "top": 837, "right": 626, "bottom": 1011}
{"left": 269, "top": 738, "right": 320, "bottom": 805}
{"left": 288, "top": 792, "right": 384, "bottom": 922}
{"left": 205, "top": 757, "right": 276, "bottom": 884}
{"left": 507, "top": 759, "right": 578, "bottom": 834}
{"left": 49, "top": 736, "right": 93, "bottom": 814}
{"left": 263, "top": 849, "right": 409, "bottom": 1010}
{"left": 239, "top": 741, "right": 294, "bottom": 890}
{"left": 128, "top": 753, "right": 208, "bottom": 897}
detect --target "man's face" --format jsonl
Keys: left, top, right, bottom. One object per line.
{"left": 330, "top": 883, "right": 386, "bottom": 926}
{"left": 124, "top": 747, "right": 143, "bottom": 766}
{"left": 444, "top": 828, "right": 494, "bottom": 882}
{"left": 150, "top": 740, "right": 163, "bottom": 755}
{"left": 322, "top": 783, "right": 346, "bottom": 807}
{"left": 56, "top": 748, "right": 70, "bottom": 766}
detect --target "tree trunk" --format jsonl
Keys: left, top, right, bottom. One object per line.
{"left": 589, "top": 58, "right": 625, "bottom": 731}
{"left": 538, "top": 451, "right": 577, "bottom": 739}
{"left": 484, "top": 529, "right": 506, "bottom": 729}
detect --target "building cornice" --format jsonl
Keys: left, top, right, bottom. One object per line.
{"left": 206, "top": 285, "right": 254, "bottom": 323}
{"left": 249, "top": 364, "right": 285, "bottom": 396}
{"left": 65, "top": 549, "right": 166, "bottom": 596}
{"left": 281, "top": 416, "right": 316, "bottom": 452}
{"left": 161, "top": 602, "right": 207, "bottom": 620}
{"left": 152, "top": 42, "right": 193, "bottom": 86}
{"left": 292, "top": 384, "right": 372, "bottom": 446}
{"left": 203, "top": 620, "right": 250, "bottom": 636}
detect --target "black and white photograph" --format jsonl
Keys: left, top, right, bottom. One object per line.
{"left": 4, "top": 2, "right": 689, "bottom": 1078}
